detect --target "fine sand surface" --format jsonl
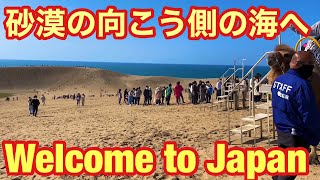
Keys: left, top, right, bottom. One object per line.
{"left": 0, "top": 67, "right": 319, "bottom": 180}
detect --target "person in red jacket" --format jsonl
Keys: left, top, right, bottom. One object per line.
{"left": 174, "top": 81, "right": 184, "bottom": 105}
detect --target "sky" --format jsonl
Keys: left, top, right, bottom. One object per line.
{"left": 0, "top": 0, "right": 319, "bottom": 65}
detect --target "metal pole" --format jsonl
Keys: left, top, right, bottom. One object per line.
{"left": 252, "top": 70, "right": 256, "bottom": 146}
{"left": 278, "top": 34, "right": 281, "bottom": 45}
{"left": 299, "top": 34, "right": 302, "bottom": 50}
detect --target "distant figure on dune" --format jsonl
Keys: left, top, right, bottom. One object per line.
{"left": 5, "top": 97, "right": 9, "bottom": 101}
{"left": 174, "top": 81, "right": 184, "bottom": 105}
{"left": 81, "top": 94, "right": 85, "bottom": 106}
{"left": 117, "top": 89, "right": 122, "bottom": 105}
{"left": 41, "top": 95, "right": 46, "bottom": 106}
{"left": 28, "top": 97, "right": 33, "bottom": 115}
{"left": 165, "top": 84, "right": 172, "bottom": 105}
{"left": 31, "top": 95, "right": 40, "bottom": 117}
{"left": 76, "top": 93, "right": 81, "bottom": 106}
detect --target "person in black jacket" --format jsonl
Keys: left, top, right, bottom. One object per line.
{"left": 31, "top": 95, "right": 40, "bottom": 117}
{"left": 143, "top": 86, "right": 149, "bottom": 105}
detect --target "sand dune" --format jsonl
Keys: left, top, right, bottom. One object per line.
{"left": 0, "top": 67, "right": 210, "bottom": 93}
{"left": 0, "top": 67, "right": 319, "bottom": 180}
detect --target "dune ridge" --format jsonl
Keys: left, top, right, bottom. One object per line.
{"left": 0, "top": 67, "right": 209, "bottom": 92}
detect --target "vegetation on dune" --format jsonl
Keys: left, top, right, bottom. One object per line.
{"left": 0, "top": 92, "right": 13, "bottom": 99}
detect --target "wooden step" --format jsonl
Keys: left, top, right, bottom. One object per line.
{"left": 255, "top": 103, "right": 272, "bottom": 110}
{"left": 230, "top": 124, "right": 261, "bottom": 134}
{"left": 213, "top": 100, "right": 235, "bottom": 104}
{"left": 241, "top": 113, "right": 273, "bottom": 122}
{"left": 217, "top": 95, "right": 228, "bottom": 99}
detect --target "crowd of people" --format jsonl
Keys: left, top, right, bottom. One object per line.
{"left": 117, "top": 81, "right": 216, "bottom": 106}
{"left": 52, "top": 93, "right": 85, "bottom": 106}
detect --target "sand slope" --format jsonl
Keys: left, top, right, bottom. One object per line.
{"left": 0, "top": 67, "right": 206, "bottom": 94}
{"left": 0, "top": 67, "right": 319, "bottom": 180}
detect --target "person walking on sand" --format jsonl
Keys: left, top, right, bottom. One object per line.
{"left": 117, "top": 89, "right": 122, "bottom": 105}
{"left": 81, "top": 94, "right": 85, "bottom": 106}
{"left": 165, "top": 84, "right": 172, "bottom": 105}
{"left": 174, "top": 81, "right": 184, "bottom": 105}
{"left": 76, "top": 93, "right": 81, "bottom": 106}
{"left": 41, "top": 95, "right": 46, "bottom": 106}
{"left": 31, "top": 95, "right": 40, "bottom": 117}
{"left": 28, "top": 97, "right": 33, "bottom": 115}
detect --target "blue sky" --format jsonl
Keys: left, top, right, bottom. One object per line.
{"left": 0, "top": 0, "right": 319, "bottom": 65}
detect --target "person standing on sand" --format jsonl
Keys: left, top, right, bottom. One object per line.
{"left": 28, "top": 97, "right": 33, "bottom": 115}
{"left": 155, "top": 87, "right": 162, "bottom": 105}
{"left": 200, "top": 82, "right": 207, "bottom": 103}
{"left": 76, "top": 93, "right": 81, "bottom": 106}
{"left": 206, "top": 82, "right": 214, "bottom": 103}
{"left": 188, "top": 83, "right": 192, "bottom": 102}
{"left": 174, "top": 81, "right": 184, "bottom": 105}
{"left": 191, "top": 81, "right": 198, "bottom": 105}
{"left": 128, "top": 90, "right": 134, "bottom": 106}
{"left": 31, "top": 95, "right": 40, "bottom": 117}
{"left": 136, "top": 87, "right": 142, "bottom": 105}
{"left": 117, "top": 89, "right": 122, "bottom": 105}
{"left": 161, "top": 86, "right": 166, "bottom": 104}
{"left": 165, "top": 84, "right": 172, "bottom": 105}
{"left": 41, "top": 95, "right": 46, "bottom": 106}
{"left": 271, "top": 51, "right": 320, "bottom": 180}
{"left": 124, "top": 89, "right": 128, "bottom": 105}
{"left": 148, "top": 87, "right": 152, "bottom": 105}
{"left": 132, "top": 88, "right": 137, "bottom": 105}
{"left": 81, "top": 94, "right": 85, "bottom": 106}
{"left": 215, "top": 79, "right": 222, "bottom": 99}
{"left": 143, "top": 86, "right": 149, "bottom": 106}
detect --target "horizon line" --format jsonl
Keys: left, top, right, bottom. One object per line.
{"left": 0, "top": 59, "right": 269, "bottom": 67}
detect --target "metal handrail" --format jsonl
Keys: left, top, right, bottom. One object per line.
{"left": 227, "top": 51, "right": 274, "bottom": 144}
{"left": 254, "top": 71, "right": 270, "bottom": 88}
{"left": 220, "top": 68, "right": 235, "bottom": 79}
{"left": 224, "top": 68, "right": 242, "bottom": 83}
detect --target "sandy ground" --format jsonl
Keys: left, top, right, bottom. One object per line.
{"left": 0, "top": 67, "right": 319, "bottom": 180}
{"left": 1, "top": 92, "right": 320, "bottom": 180}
